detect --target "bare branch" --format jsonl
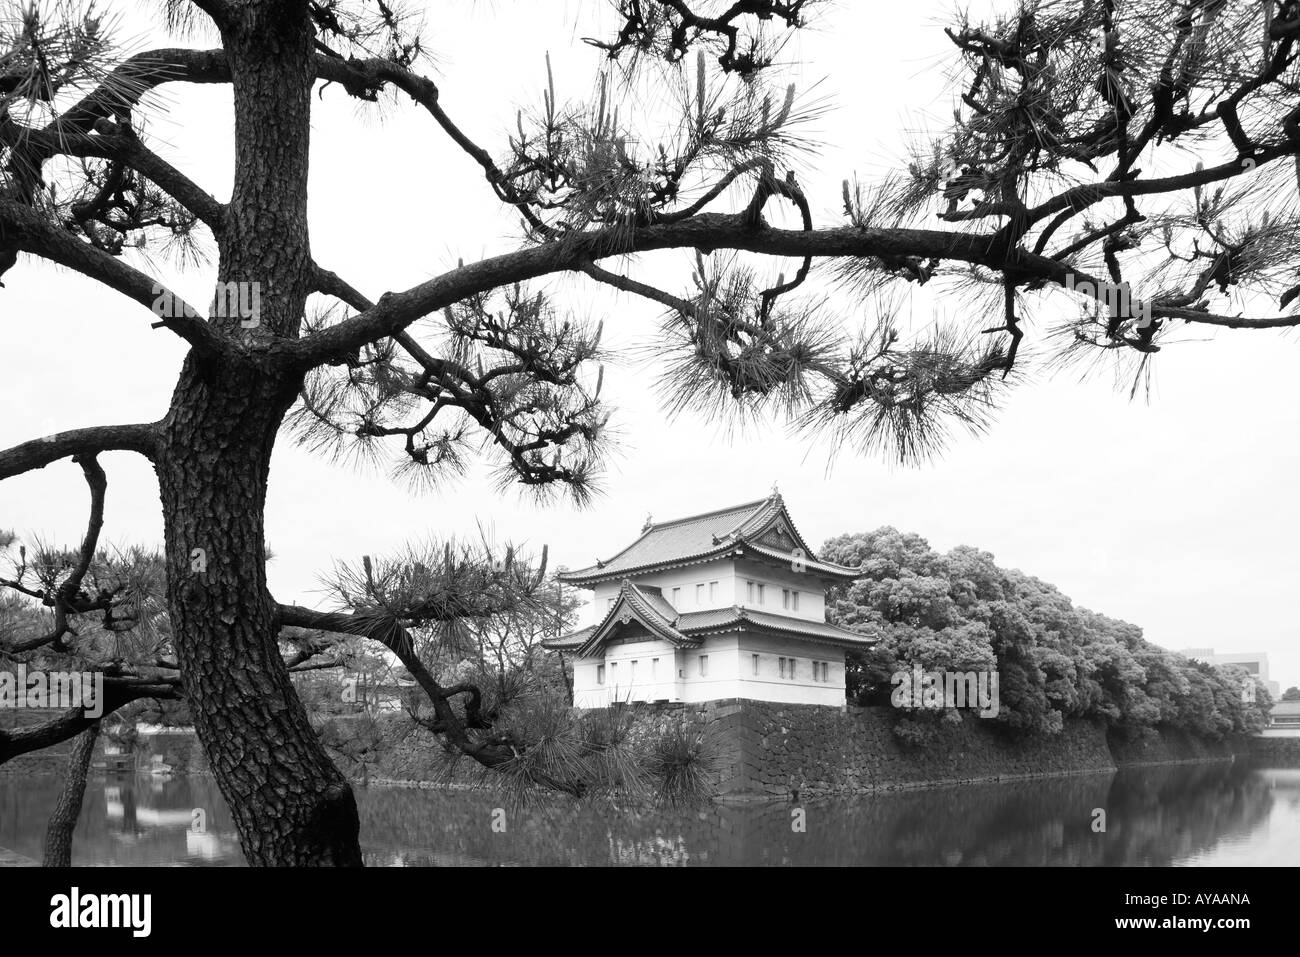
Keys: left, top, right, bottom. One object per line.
{"left": 8, "top": 454, "right": 107, "bottom": 653}
{"left": 0, "top": 423, "right": 156, "bottom": 480}
{"left": 0, "top": 198, "right": 220, "bottom": 353}
{"left": 4, "top": 48, "right": 233, "bottom": 202}
{"left": 313, "top": 57, "right": 552, "bottom": 235}
{"left": 29, "top": 128, "right": 226, "bottom": 232}
{"left": 0, "top": 682, "right": 178, "bottom": 768}
{"left": 576, "top": 258, "right": 694, "bottom": 314}
{"left": 290, "top": 216, "right": 997, "bottom": 367}
{"left": 276, "top": 600, "right": 579, "bottom": 793}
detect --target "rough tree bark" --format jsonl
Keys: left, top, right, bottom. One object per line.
{"left": 154, "top": 0, "right": 362, "bottom": 866}
{"left": 42, "top": 721, "right": 100, "bottom": 867}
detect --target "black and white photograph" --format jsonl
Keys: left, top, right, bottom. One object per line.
{"left": 0, "top": 0, "right": 1294, "bottom": 934}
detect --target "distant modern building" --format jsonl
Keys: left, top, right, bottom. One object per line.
{"left": 1269, "top": 701, "right": 1300, "bottom": 730}
{"left": 1178, "top": 647, "right": 1280, "bottom": 698}
{"left": 543, "top": 492, "right": 873, "bottom": 707}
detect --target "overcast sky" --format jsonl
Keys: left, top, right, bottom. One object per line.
{"left": 2, "top": 0, "right": 1297, "bottom": 690}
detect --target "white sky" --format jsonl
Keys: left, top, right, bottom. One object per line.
{"left": 1, "top": 0, "right": 1297, "bottom": 690}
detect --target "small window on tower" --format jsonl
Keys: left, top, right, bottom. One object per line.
{"left": 782, "top": 589, "right": 790, "bottom": 609}
{"left": 789, "top": 659, "right": 797, "bottom": 680}
{"left": 779, "top": 657, "right": 787, "bottom": 679}
{"left": 757, "top": 584, "right": 766, "bottom": 605}
{"left": 752, "top": 654, "right": 760, "bottom": 676}
{"left": 709, "top": 581, "right": 718, "bottom": 601}
{"left": 792, "top": 591, "right": 800, "bottom": 611}
{"left": 821, "top": 661, "right": 829, "bottom": 683}
{"left": 696, "top": 583, "right": 705, "bottom": 604}
{"left": 671, "top": 587, "right": 681, "bottom": 606}
{"left": 699, "top": 655, "right": 709, "bottom": 677}
{"left": 746, "top": 581, "right": 755, "bottom": 603}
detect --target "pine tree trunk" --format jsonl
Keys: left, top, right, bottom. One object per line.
{"left": 152, "top": 0, "right": 364, "bottom": 866}
{"left": 43, "top": 721, "right": 99, "bottom": 867}
{"left": 157, "top": 367, "right": 362, "bottom": 866}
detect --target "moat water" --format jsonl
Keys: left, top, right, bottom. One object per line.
{"left": 1, "top": 762, "right": 1297, "bottom": 865}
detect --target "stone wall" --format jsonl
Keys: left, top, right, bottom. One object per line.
{"left": 1240, "top": 735, "right": 1300, "bottom": 767}
{"left": 5, "top": 699, "right": 1259, "bottom": 797}
{"left": 370, "top": 699, "right": 1248, "bottom": 799}
{"left": 668, "top": 699, "right": 1121, "bottom": 798}
{"left": 578, "top": 699, "right": 1257, "bottom": 799}
{"left": 1106, "top": 726, "right": 1238, "bottom": 766}
{"left": 370, "top": 715, "right": 493, "bottom": 788}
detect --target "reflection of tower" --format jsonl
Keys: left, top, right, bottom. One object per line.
{"left": 107, "top": 783, "right": 142, "bottom": 834}
{"left": 104, "top": 784, "right": 123, "bottom": 824}
{"left": 185, "top": 829, "right": 224, "bottom": 860}
{"left": 123, "top": 786, "right": 138, "bottom": 832}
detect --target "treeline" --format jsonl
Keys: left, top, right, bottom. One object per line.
{"left": 821, "top": 529, "right": 1272, "bottom": 742}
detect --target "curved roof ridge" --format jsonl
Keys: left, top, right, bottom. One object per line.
{"left": 731, "top": 492, "right": 824, "bottom": 557}
{"left": 578, "top": 497, "right": 769, "bottom": 572}
{"left": 715, "top": 493, "right": 780, "bottom": 542}
{"left": 563, "top": 496, "right": 773, "bottom": 580}
{"left": 558, "top": 491, "right": 865, "bottom": 585}
{"left": 649, "top": 495, "right": 770, "bottom": 532}
{"left": 576, "top": 579, "right": 691, "bottom": 656}
{"left": 738, "top": 540, "right": 861, "bottom": 577}
{"left": 730, "top": 493, "right": 781, "bottom": 533}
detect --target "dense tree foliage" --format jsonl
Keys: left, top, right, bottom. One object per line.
{"left": 822, "top": 528, "right": 1272, "bottom": 742}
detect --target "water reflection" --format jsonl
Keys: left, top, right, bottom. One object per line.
{"left": 0, "top": 773, "right": 242, "bottom": 866}
{"left": 1, "top": 763, "right": 1297, "bottom": 866}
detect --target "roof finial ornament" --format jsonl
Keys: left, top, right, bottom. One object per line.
{"left": 642, "top": 511, "right": 654, "bottom": 531}
{"left": 770, "top": 480, "right": 781, "bottom": 499}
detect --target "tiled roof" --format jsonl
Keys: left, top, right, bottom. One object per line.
{"left": 1271, "top": 701, "right": 1300, "bottom": 715}
{"left": 541, "top": 582, "right": 685, "bottom": 650}
{"left": 628, "top": 583, "right": 680, "bottom": 624}
{"left": 673, "top": 607, "right": 744, "bottom": 630}
{"left": 544, "top": 626, "right": 593, "bottom": 650}
{"left": 572, "top": 581, "right": 696, "bottom": 657}
{"left": 541, "top": 586, "right": 876, "bottom": 655}
{"left": 726, "top": 608, "right": 876, "bottom": 646}
{"left": 742, "top": 542, "right": 865, "bottom": 577}
{"left": 558, "top": 492, "right": 859, "bottom": 584}
{"left": 562, "top": 497, "right": 769, "bottom": 580}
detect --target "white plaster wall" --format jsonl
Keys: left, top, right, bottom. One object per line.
{"left": 676, "top": 634, "right": 744, "bottom": 702}
{"left": 582, "top": 559, "right": 740, "bottom": 625}
{"left": 572, "top": 637, "right": 679, "bottom": 708}
{"left": 732, "top": 632, "right": 846, "bottom": 706}
{"left": 573, "top": 632, "right": 847, "bottom": 707}
{"left": 578, "top": 557, "right": 831, "bottom": 625}
{"left": 730, "top": 558, "right": 827, "bottom": 623}
{"left": 572, "top": 657, "right": 607, "bottom": 709}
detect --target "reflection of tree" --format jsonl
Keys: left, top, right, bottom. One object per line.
{"left": 352, "top": 764, "right": 1281, "bottom": 866}
{"left": 0, "top": 763, "right": 1288, "bottom": 866}
{"left": 1097, "top": 764, "right": 1276, "bottom": 866}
